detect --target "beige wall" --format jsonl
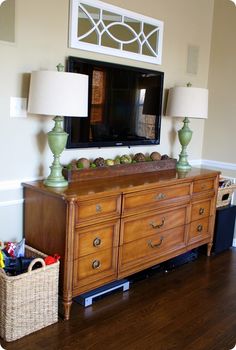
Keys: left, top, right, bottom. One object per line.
{"left": 0, "top": 0, "right": 214, "bottom": 240}
{"left": 203, "top": 0, "right": 236, "bottom": 164}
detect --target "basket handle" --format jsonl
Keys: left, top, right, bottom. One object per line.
{"left": 28, "top": 258, "right": 46, "bottom": 272}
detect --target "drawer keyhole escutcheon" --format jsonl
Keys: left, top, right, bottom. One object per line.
{"left": 93, "top": 237, "right": 102, "bottom": 247}
{"left": 92, "top": 260, "right": 101, "bottom": 269}
{"left": 155, "top": 193, "right": 166, "bottom": 200}
{"left": 96, "top": 204, "right": 102, "bottom": 213}
{"left": 148, "top": 236, "right": 164, "bottom": 248}
{"left": 149, "top": 217, "right": 165, "bottom": 229}
{"left": 197, "top": 224, "right": 203, "bottom": 232}
{"left": 199, "top": 208, "right": 205, "bottom": 215}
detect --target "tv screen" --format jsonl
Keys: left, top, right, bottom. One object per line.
{"left": 65, "top": 56, "right": 164, "bottom": 149}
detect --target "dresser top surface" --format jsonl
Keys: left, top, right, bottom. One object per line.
{"left": 23, "top": 167, "right": 220, "bottom": 200}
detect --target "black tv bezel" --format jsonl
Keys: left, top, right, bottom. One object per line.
{"left": 65, "top": 56, "right": 164, "bottom": 149}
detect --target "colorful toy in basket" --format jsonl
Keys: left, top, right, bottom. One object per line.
{"left": 3, "top": 255, "right": 37, "bottom": 275}
{"left": 4, "top": 238, "right": 25, "bottom": 258}
{"left": 1, "top": 239, "right": 60, "bottom": 275}
{"left": 0, "top": 250, "right": 5, "bottom": 268}
{"left": 44, "top": 254, "right": 60, "bottom": 265}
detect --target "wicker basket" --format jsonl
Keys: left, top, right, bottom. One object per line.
{"left": 0, "top": 245, "right": 59, "bottom": 342}
{"left": 217, "top": 184, "right": 236, "bottom": 208}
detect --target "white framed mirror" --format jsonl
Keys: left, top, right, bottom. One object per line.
{"left": 69, "top": 0, "right": 164, "bottom": 64}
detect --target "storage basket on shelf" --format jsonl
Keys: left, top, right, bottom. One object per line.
{"left": 0, "top": 245, "right": 59, "bottom": 342}
{"left": 217, "top": 179, "right": 236, "bottom": 208}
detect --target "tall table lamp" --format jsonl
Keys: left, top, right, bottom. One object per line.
{"left": 28, "top": 66, "right": 88, "bottom": 187}
{"left": 166, "top": 85, "right": 208, "bottom": 171}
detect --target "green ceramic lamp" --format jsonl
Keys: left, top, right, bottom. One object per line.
{"left": 28, "top": 65, "right": 88, "bottom": 187}
{"left": 166, "top": 84, "right": 208, "bottom": 171}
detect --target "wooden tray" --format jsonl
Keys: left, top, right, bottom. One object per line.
{"left": 63, "top": 158, "right": 177, "bottom": 182}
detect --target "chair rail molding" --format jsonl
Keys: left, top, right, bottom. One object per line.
{"left": 201, "top": 159, "right": 236, "bottom": 172}
{"left": 0, "top": 177, "right": 42, "bottom": 191}
{"left": 69, "top": 0, "right": 164, "bottom": 64}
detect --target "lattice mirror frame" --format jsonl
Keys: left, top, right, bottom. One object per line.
{"left": 69, "top": 0, "right": 164, "bottom": 64}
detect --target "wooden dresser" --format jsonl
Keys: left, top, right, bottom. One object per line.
{"left": 23, "top": 167, "right": 220, "bottom": 320}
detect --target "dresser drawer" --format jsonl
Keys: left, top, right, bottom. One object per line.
{"left": 123, "top": 183, "right": 190, "bottom": 214}
{"left": 188, "top": 217, "right": 210, "bottom": 243}
{"left": 121, "top": 206, "right": 187, "bottom": 243}
{"left": 191, "top": 199, "right": 211, "bottom": 221}
{"left": 74, "top": 220, "right": 120, "bottom": 258}
{"left": 193, "top": 178, "right": 215, "bottom": 193}
{"left": 73, "top": 247, "right": 118, "bottom": 289}
{"left": 120, "top": 226, "right": 186, "bottom": 267}
{"left": 75, "top": 195, "right": 121, "bottom": 226}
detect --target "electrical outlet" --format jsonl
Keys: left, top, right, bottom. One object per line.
{"left": 10, "top": 97, "right": 27, "bottom": 118}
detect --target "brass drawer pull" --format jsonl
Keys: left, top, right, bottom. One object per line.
{"left": 155, "top": 193, "right": 166, "bottom": 201}
{"left": 92, "top": 260, "right": 101, "bottom": 269}
{"left": 199, "top": 208, "right": 205, "bottom": 215}
{"left": 96, "top": 204, "right": 102, "bottom": 213}
{"left": 197, "top": 224, "right": 203, "bottom": 232}
{"left": 93, "top": 237, "right": 102, "bottom": 247}
{"left": 149, "top": 217, "right": 165, "bottom": 229}
{"left": 148, "top": 236, "right": 164, "bottom": 248}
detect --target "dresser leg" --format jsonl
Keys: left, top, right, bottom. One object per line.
{"left": 207, "top": 242, "right": 213, "bottom": 257}
{"left": 63, "top": 297, "right": 72, "bottom": 320}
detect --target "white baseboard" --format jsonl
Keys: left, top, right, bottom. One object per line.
{"left": 0, "top": 177, "right": 42, "bottom": 191}
{"left": 189, "top": 159, "right": 202, "bottom": 166}
{"left": 0, "top": 177, "right": 42, "bottom": 208}
{"left": 0, "top": 199, "right": 24, "bottom": 207}
{"left": 190, "top": 158, "right": 236, "bottom": 171}
{"left": 201, "top": 159, "right": 236, "bottom": 171}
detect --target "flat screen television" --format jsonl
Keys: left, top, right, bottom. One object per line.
{"left": 65, "top": 56, "right": 164, "bottom": 149}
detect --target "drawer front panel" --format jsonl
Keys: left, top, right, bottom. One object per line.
{"left": 75, "top": 195, "right": 121, "bottom": 225}
{"left": 123, "top": 183, "right": 190, "bottom": 214}
{"left": 121, "top": 207, "right": 187, "bottom": 243}
{"left": 73, "top": 248, "right": 118, "bottom": 289}
{"left": 193, "top": 178, "right": 215, "bottom": 193}
{"left": 188, "top": 217, "right": 210, "bottom": 242}
{"left": 191, "top": 200, "right": 211, "bottom": 221}
{"left": 74, "top": 220, "right": 120, "bottom": 258}
{"left": 120, "top": 226, "right": 185, "bottom": 266}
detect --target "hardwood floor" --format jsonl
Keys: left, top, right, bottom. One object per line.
{"left": 2, "top": 248, "right": 236, "bottom": 350}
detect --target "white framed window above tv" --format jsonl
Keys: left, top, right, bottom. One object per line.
{"left": 69, "top": 0, "right": 164, "bottom": 65}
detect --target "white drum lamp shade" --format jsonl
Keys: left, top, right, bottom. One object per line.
{"left": 28, "top": 70, "right": 88, "bottom": 117}
{"left": 166, "top": 86, "right": 208, "bottom": 119}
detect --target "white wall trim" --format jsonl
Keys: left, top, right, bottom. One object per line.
{"left": 189, "top": 159, "right": 202, "bottom": 166}
{"left": 233, "top": 239, "right": 236, "bottom": 248}
{"left": 0, "top": 199, "right": 24, "bottom": 207}
{"left": 0, "top": 177, "right": 42, "bottom": 191}
{"left": 201, "top": 159, "right": 236, "bottom": 171}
